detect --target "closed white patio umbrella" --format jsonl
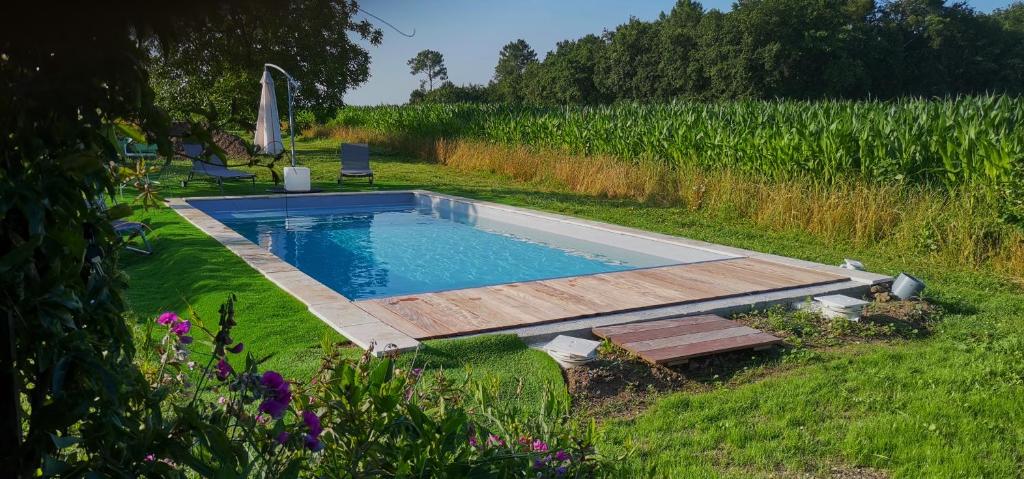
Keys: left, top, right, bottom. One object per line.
{"left": 254, "top": 69, "right": 284, "bottom": 157}
{"left": 257, "top": 64, "right": 309, "bottom": 191}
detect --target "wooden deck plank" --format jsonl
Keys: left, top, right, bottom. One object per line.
{"left": 374, "top": 297, "right": 464, "bottom": 337}
{"left": 592, "top": 315, "right": 725, "bottom": 337}
{"left": 356, "top": 257, "right": 844, "bottom": 339}
{"left": 596, "top": 314, "right": 783, "bottom": 365}
{"left": 354, "top": 301, "right": 434, "bottom": 339}
{"left": 620, "top": 325, "right": 763, "bottom": 352}
{"left": 593, "top": 319, "right": 738, "bottom": 344}
{"left": 641, "top": 332, "right": 784, "bottom": 364}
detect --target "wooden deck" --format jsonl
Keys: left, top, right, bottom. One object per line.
{"left": 592, "top": 314, "right": 783, "bottom": 365}
{"left": 353, "top": 257, "right": 844, "bottom": 340}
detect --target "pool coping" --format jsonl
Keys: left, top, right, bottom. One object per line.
{"left": 166, "top": 190, "right": 890, "bottom": 355}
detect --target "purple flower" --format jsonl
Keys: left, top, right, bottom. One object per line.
{"left": 215, "top": 359, "right": 233, "bottom": 381}
{"left": 228, "top": 342, "right": 244, "bottom": 354}
{"left": 179, "top": 335, "right": 193, "bottom": 345}
{"left": 261, "top": 371, "right": 285, "bottom": 390}
{"left": 170, "top": 320, "right": 190, "bottom": 337}
{"left": 302, "top": 410, "right": 322, "bottom": 437}
{"left": 259, "top": 398, "right": 288, "bottom": 419}
{"left": 555, "top": 466, "right": 567, "bottom": 476}
{"left": 410, "top": 368, "right": 423, "bottom": 378}
{"left": 157, "top": 312, "right": 178, "bottom": 325}
{"left": 275, "top": 431, "right": 290, "bottom": 445}
{"left": 468, "top": 435, "right": 479, "bottom": 447}
{"left": 303, "top": 434, "right": 323, "bottom": 452}
{"left": 533, "top": 459, "right": 545, "bottom": 470}
{"left": 531, "top": 439, "right": 549, "bottom": 453}
{"left": 555, "top": 450, "right": 571, "bottom": 462}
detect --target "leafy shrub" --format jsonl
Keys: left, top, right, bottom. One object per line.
{"left": 293, "top": 110, "right": 319, "bottom": 136}
{"left": 310, "top": 347, "right": 614, "bottom": 478}
{"left": 128, "top": 296, "right": 618, "bottom": 477}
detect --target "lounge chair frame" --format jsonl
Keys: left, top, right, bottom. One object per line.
{"left": 179, "top": 144, "right": 256, "bottom": 193}
{"left": 338, "top": 143, "right": 374, "bottom": 186}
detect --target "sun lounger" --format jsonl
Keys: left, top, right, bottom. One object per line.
{"left": 338, "top": 143, "right": 374, "bottom": 185}
{"left": 180, "top": 143, "right": 256, "bottom": 193}
{"left": 92, "top": 195, "right": 153, "bottom": 255}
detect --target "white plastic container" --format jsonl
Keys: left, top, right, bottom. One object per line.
{"left": 284, "top": 166, "right": 311, "bottom": 192}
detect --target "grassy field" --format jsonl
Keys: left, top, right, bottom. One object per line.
{"left": 122, "top": 138, "right": 1024, "bottom": 477}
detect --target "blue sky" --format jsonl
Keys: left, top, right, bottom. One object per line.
{"left": 345, "top": 0, "right": 1016, "bottom": 105}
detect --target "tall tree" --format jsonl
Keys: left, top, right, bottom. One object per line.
{"left": 149, "top": 0, "right": 382, "bottom": 129}
{"left": 408, "top": 49, "right": 448, "bottom": 92}
{"left": 523, "top": 35, "right": 609, "bottom": 105}
{"left": 656, "top": 0, "right": 707, "bottom": 99}
{"left": 493, "top": 39, "right": 538, "bottom": 102}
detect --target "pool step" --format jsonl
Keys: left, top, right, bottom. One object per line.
{"left": 593, "top": 314, "right": 782, "bottom": 365}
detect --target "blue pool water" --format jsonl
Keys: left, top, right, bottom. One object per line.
{"left": 212, "top": 203, "right": 679, "bottom": 300}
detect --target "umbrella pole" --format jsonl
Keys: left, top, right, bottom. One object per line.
{"left": 286, "top": 76, "right": 296, "bottom": 167}
{"left": 264, "top": 63, "right": 298, "bottom": 167}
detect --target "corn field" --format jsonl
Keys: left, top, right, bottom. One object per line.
{"left": 329, "top": 96, "right": 1023, "bottom": 190}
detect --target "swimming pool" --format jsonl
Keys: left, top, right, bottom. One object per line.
{"left": 188, "top": 192, "right": 735, "bottom": 300}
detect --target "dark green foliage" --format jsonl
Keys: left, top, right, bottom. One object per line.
{"left": 150, "top": 0, "right": 382, "bottom": 129}
{"left": 410, "top": 82, "right": 495, "bottom": 104}
{"left": 0, "top": 2, "right": 376, "bottom": 476}
{"left": 523, "top": 35, "right": 609, "bottom": 105}
{"left": 0, "top": 5, "right": 180, "bottom": 475}
{"left": 492, "top": 39, "right": 539, "bottom": 103}
{"left": 507, "top": 0, "right": 1024, "bottom": 105}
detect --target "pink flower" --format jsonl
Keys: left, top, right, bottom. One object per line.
{"left": 144, "top": 453, "right": 156, "bottom": 462}
{"left": 468, "top": 435, "right": 479, "bottom": 447}
{"left": 170, "top": 320, "right": 190, "bottom": 336}
{"left": 157, "top": 312, "right": 178, "bottom": 325}
{"left": 487, "top": 434, "right": 505, "bottom": 446}
{"left": 531, "top": 439, "right": 549, "bottom": 452}
{"left": 256, "top": 414, "right": 269, "bottom": 425}
{"left": 217, "top": 396, "right": 227, "bottom": 405}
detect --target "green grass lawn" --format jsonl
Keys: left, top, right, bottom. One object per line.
{"left": 122, "top": 139, "right": 1024, "bottom": 477}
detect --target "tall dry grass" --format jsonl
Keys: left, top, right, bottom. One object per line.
{"left": 306, "top": 125, "right": 1024, "bottom": 278}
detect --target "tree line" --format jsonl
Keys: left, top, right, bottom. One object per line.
{"left": 409, "top": 0, "right": 1024, "bottom": 104}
